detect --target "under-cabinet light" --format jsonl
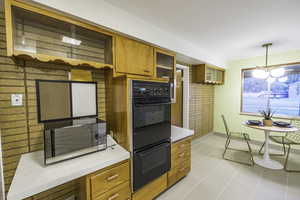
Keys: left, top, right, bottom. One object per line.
{"left": 62, "top": 36, "right": 82, "bottom": 46}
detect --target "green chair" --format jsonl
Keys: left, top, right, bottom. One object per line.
{"left": 221, "top": 115, "right": 254, "bottom": 166}
{"left": 259, "top": 120, "right": 300, "bottom": 172}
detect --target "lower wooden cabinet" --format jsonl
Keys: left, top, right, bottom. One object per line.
{"left": 90, "top": 161, "right": 129, "bottom": 199}
{"left": 168, "top": 158, "right": 191, "bottom": 187}
{"left": 80, "top": 137, "right": 192, "bottom": 200}
{"left": 168, "top": 137, "right": 191, "bottom": 187}
{"left": 132, "top": 174, "right": 167, "bottom": 200}
{"left": 94, "top": 182, "right": 131, "bottom": 200}
{"left": 81, "top": 160, "right": 130, "bottom": 200}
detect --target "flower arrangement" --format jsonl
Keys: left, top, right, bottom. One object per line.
{"left": 259, "top": 108, "right": 275, "bottom": 126}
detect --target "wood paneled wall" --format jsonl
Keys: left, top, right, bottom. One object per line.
{"left": 25, "top": 62, "right": 70, "bottom": 152}
{"left": 0, "top": 5, "right": 107, "bottom": 199}
{"left": 189, "top": 68, "right": 214, "bottom": 139}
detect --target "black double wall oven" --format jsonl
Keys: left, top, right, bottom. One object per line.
{"left": 132, "top": 80, "right": 171, "bottom": 191}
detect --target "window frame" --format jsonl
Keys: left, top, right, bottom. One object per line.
{"left": 240, "top": 62, "right": 300, "bottom": 120}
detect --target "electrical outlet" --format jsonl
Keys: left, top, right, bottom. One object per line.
{"left": 11, "top": 94, "right": 23, "bottom": 106}
{"left": 64, "top": 195, "right": 75, "bottom": 200}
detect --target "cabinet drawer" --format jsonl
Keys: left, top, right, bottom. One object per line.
{"left": 91, "top": 161, "right": 129, "bottom": 199}
{"left": 171, "top": 138, "right": 191, "bottom": 169}
{"left": 172, "top": 138, "right": 191, "bottom": 154}
{"left": 94, "top": 182, "right": 131, "bottom": 200}
{"left": 171, "top": 149, "right": 190, "bottom": 169}
{"left": 168, "top": 159, "right": 191, "bottom": 187}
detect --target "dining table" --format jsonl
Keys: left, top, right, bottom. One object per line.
{"left": 243, "top": 121, "right": 298, "bottom": 170}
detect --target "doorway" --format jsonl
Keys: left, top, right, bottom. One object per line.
{"left": 171, "top": 64, "right": 189, "bottom": 128}
{"left": 171, "top": 69, "right": 183, "bottom": 127}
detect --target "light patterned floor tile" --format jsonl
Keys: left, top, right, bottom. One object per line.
{"left": 156, "top": 133, "right": 300, "bottom": 200}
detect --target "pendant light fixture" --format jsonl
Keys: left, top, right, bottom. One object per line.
{"left": 252, "top": 43, "right": 285, "bottom": 79}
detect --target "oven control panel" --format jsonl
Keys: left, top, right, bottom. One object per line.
{"left": 132, "top": 81, "right": 170, "bottom": 98}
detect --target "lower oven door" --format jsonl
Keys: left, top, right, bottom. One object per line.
{"left": 133, "top": 141, "right": 171, "bottom": 191}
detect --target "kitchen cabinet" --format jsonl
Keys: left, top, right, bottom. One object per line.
{"left": 192, "top": 64, "right": 225, "bottom": 84}
{"left": 115, "top": 36, "right": 154, "bottom": 76}
{"left": 94, "top": 182, "right": 131, "bottom": 200}
{"left": 168, "top": 137, "right": 191, "bottom": 187}
{"left": 132, "top": 174, "right": 167, "bottom": 200}
{"left": 5, "top": 0, "right": 114, "bottom": 69}
{"left": 81, "top": 160, "right": 130, "bottom": 200}
{"left": 154, "top": 48, "right": 176, "bottom": 102}
{"left": 154, "top": 49, "right": 176, "bottom": 80}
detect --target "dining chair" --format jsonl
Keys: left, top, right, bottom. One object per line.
{"left": 221, "top": 115, "right": 254, "bottom": 166}
{"left": 258, "top": 136, "right": 287, "bottom": 157}
{"left": 259, "top": 120, "right": 300, "bottom": 172}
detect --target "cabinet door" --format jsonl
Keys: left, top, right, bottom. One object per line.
{"left": 116, "top": 36, "right": 154, "bottom": 76}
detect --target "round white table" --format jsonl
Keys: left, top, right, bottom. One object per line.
{"left": 243, "top": 122, "right": 298, "bottom": 170}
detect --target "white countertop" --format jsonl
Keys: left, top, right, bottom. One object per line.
{"left": 171, "top": 125, "right": 194, "bottom": 142}
{"left": 7, "top": 136, "right": 130, "bottom": 200}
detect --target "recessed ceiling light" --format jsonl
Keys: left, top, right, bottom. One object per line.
{"left": 62, "top": 36, "right": 82, "bottom": 46}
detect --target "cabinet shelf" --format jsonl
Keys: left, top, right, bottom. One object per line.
{"left": 5, "top": 0, "right": 114, "bottom": 69}
{"left": 192, "top": 64, "right": 225, "bottom": 84}
{"left": 157, "top": 64, "right": 173, "bottom": 70}
{"left": 13, "top": 50, "right": 114, "bottom": 69}
{"left": 154, "top": 49, "right": 176, "bottom": 102}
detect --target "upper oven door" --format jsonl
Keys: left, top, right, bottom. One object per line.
{"left": 133, "top": 102, "right": 171, "bottom": 150}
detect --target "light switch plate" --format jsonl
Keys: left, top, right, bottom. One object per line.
{"left": 11, "top": 94, "right": 23, "bottom": 106}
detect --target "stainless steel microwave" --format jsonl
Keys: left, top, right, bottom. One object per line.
{"left": 44, "top": 118, "right": 107, "bottom": 165}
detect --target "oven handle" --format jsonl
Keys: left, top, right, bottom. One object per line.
{"left": 137, "top": 142, "right": 170, "bottom": 157}
{"left": 134, "top": 102, "right": 171, "bottom": 107}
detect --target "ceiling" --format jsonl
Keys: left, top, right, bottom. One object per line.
{"left": 104, "top": 0, "right": 300, "bottom": 64}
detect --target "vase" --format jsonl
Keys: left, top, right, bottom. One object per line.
{"left": 263, "top": 119, "right": 273, "bottom": 126}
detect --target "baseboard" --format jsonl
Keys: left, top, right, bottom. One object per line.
{"left": 213, "top": 132, "right": 300, "bottom": 154}
{"left": 191, "top": 132, "right": 214, "bottom": 141}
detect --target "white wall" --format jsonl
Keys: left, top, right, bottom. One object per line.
{"left": 31, "top": 0, "right": 224, "bottom": 67}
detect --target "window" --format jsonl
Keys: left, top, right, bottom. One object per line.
{"left": 241, "top": 63, "right": 300, "bottom": 117}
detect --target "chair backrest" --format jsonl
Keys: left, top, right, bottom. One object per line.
{"left": 221, "top": 115, "right": 230, "bottom": 136}
{"left": 286, "top": 119, "right": 300, "bottom": 144}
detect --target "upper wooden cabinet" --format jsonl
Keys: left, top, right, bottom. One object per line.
{"left": 154, "top": 48, "right": 176, "bottom": 102}
{"left": 5, "top": 0, "right": 114, "bottom": 69}
{"left": 192, "top": 64, "right": 225, "bottom": 84}
{"left": 115, "top": 36, "right": 154, "bottom": 76}
{"left": 154, "top": 49, "right": 176, "bottom": 80}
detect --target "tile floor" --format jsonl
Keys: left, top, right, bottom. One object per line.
{"left": 157, "top": 133, "right": 300, "bottom": 200}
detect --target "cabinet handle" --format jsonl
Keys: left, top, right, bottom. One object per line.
{"left": 179, "top": 153, "right": 185, "bottom": 158}
{"left": 144, "top": 70, "right": 150, "bottom": 73}
{"left": 108, "top": 193, "right": 119, "bottom": 200}
{"left": 107, "top": 174, "right": 119, "bottom": 181}
{"left": 179, "top": 167, "right": 186, "bottom": 172}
